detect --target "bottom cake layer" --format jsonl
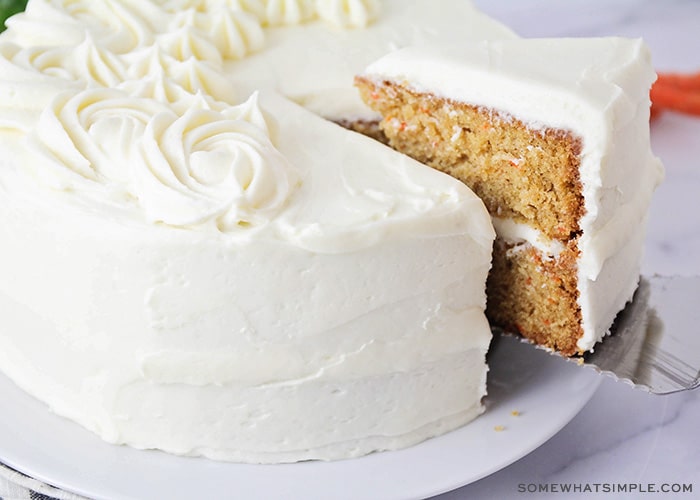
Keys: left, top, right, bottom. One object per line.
{"left": 487, "top": 238, "right": 583, "bottom": 356}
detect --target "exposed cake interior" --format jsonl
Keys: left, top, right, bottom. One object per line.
{"left": 356, "top": 76, "right": 585, "bottom": 354}
{"left": 357, "top": 38, "right": 664, "bottom": 355}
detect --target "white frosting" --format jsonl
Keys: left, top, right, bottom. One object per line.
{"left": 190, "top": 8, "right": 266, "bottom": 59}
{"left": 0, "top": 0, "right": 497, "bottom": 462}
{"left": 10, "top": 34, "right": 127, "bottom": 86}
{"left": 363, "top": 38, "right": 664, "bottom": 351}
{"left": 315, "top": 0, "right": 379, "bottom": 29}
{"left": 30, "top": 88, "right": 298, "bottom": 230}
{"left": 0, "top": 91, "right": 494, "bottom": 462}
{"left": 492, "top": 216, "right": 565, "bottom": 257}
{"left": 262, "top": 0, "right": 316, "bottom": 26}
{"left": 225, "top": 0, "right": 515, "bottom": 120}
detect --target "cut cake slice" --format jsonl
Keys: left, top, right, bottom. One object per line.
{"left": 356, "top": 38, "right": 664, "bottom": 355}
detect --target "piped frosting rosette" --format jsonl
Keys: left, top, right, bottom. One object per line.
{"left": 0, "top": 0, "right": 387, "bottom": 231}
{"left": 30, "top": 87, "right": 298, "bottom": 231}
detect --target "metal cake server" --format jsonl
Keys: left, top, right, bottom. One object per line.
{"left": 498, "top": 275, "right": 700, "bottom": 395}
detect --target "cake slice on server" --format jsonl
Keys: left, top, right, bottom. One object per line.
{"left": 356, "top": 38, "right": 664, "bottom": 355}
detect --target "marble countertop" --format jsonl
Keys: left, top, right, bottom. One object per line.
{"left": 438, "top": 1, "right": 700, "bottom": 498}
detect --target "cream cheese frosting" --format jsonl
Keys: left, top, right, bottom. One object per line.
{"left": 361, "top": 38, "right": 664, "bottom": 351}
{"left": 0, "top": 0, "right": 497, "bottom": 462}
{"left": 0, "top": 91, "right": 495, "bottom": 462}
{"left": 224, "top": 0, "right": 516, "bottom": 120}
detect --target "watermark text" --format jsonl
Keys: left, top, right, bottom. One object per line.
{"left": 517, "top": 482, "right": 693, "bottom": 494}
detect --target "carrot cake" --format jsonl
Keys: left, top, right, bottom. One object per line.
{"left": 356, "top": 39, "right": 664, "bottom": 355}
{"left": 0, "top": 0, "right": 662, "bottom": 464}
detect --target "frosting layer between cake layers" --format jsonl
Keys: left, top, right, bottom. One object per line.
{"left": 0, "top": 0, "right": 496, "bottom": 463}
{"left": 360, "top": 38, "right": 664, "bottom": 352}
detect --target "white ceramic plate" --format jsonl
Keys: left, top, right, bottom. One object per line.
{"left": 0, "top": 334, "right": 600, "bottom": 500}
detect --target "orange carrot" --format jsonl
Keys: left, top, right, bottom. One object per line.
{"left": 650, "top": 83, "right": 700, "bottom": 116}
{"left": 655, "top": 72, "right": 700, "bottom": 91}
{"left": 650, "top": 71, "right": 700, "bottom": 118}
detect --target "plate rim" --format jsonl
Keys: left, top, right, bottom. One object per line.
{"left": 0, "top": 335, "right": 602, "bottom": 500}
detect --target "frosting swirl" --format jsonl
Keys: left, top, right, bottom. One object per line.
{"left": 56, "top": 0, "right": 159, "bottom": 54}
{"left": 223, "top": 0, "right": 267, "bottom": 22}
{"left": 155, "top": 0, "right": 267, "bottom": 23}
{"left": 0, "top": 0, "right": 391, "bottom": 232}
{"left": 16, "top": 34, "right": 127, "bottom": 87}
{"left": 32, "top": 88, "right": 298, "bottom": 230}
{"left": 203, "top": 8, "right": 265, "bottom": 59}
{"left": 122, "top": 46, "right": 238, "bottom": 108}
{"left": 4, "top": 0, "right": 93, "bottom": 48}
{"left": 138, "top": 95, "right": 296, "bottom": 229}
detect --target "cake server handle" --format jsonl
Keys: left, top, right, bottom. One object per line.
{"left": 578, "top": 275, "right": 700, "bottom": 394}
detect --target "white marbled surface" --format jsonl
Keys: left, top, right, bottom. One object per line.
{"left": 436, "top": 0, "right": 700, "bottom": 498}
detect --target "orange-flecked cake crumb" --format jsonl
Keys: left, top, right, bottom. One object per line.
{"left": 356, "top": 76, "right": 586, "bottom": 356}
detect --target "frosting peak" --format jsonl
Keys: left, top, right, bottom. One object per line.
{"left": 169, "top": 7, "right": 265, "bottom": 60}
{"left": 315, "top": 0, "right": 379, "bottom": 29}
{"left": 262, "top": 0, "right": 316, "bottom": 26}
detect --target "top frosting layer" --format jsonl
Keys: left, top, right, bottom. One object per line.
{"left": 0, "top": 0, "right": 497, "bottom": 251}
{"left": 363, "top": 38, "right": 654, "bottom": 138}
{"left": 225, "top": 0, "right": 516, "bottom": 120}
{"left": 261, "top": 91, "right": 495, "bottom": 254}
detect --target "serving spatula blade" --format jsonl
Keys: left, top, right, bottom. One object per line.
{"left": 496, "top": 275, "right": 700, "bottom": 394}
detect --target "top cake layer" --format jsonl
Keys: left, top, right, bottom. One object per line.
{"left": 361, "top": 38, "right": 664, "bottom": 255}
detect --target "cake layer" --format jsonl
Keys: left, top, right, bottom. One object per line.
{"left": 487, "top": 239, "right": 582, "bottom": 355}
{"left": 358, "top": 38, "right": 664, "bottom": 353}
{"left": 355, "top": 78, "right": 585, "bottom": 242}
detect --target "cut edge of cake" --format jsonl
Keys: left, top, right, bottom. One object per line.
{"left": 356, "top": 37, "right": 664, "bottom": 356}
